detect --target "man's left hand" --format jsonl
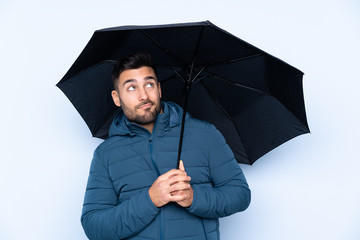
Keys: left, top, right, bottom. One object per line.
{"left": 171, "top": 160, "right": 193, "bottom": 207}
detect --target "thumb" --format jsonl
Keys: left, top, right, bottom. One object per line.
{"left": 179, "top": 160, "right": 185, "bottom": 171}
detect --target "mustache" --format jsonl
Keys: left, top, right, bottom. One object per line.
{"left": 136, "top": 100, "right": 154, "bottom": 109}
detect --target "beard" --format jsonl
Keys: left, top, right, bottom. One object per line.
{"left": 120, "top": 98, "right": 162, "bottom": 125}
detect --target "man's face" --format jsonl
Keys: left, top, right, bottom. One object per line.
{"left": 111, "top": 66, "right": 162, "bottom": 126}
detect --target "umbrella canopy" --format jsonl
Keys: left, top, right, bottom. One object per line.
{"left": 57, "top": 20, "right": 309, "bottom": 165}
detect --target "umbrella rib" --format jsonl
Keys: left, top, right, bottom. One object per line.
{"left": 199, "top": 81, "right": 250, "bottom": 161}
{"left": 191, "top": 66, "right": 206, "bottom": 83}
{"left": 188, "top": 26, "right": 206, "bottom": 81}
{"left": 192, "top": 25, "right": 205, "bottom": 59}
{"left": 166, "top": 66, "right": 186, "bottom": 83}
{"left": 204, "top": 53, "right": 263, "bottom": 67}
{"left": 188, "top": 58, "right": 196, "bottom": 83}
{"left": 192, "top": 73, "right": 207, "bottom": 84}
{"left": 159, "top": 72, "right": 183, "bottom": 84}
{"left": 58, "top": 60, "right": 117, "bottom": 84}
{"left": 139, "top": 29, "right": 187, "bottom": 67}
{"left": 204, "top": 71, "right": 268, "bottom": 95}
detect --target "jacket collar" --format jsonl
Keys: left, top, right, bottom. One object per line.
{"left": 109, "top": 101, "right": 184, "bottom": 137}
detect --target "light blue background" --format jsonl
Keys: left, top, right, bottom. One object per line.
{"left": 1, "top": 0, "right": 359, "bottom": 239}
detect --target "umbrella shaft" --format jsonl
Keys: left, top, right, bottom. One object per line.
{"left": 177, "top": 81, "right": 191, "bottom": 168}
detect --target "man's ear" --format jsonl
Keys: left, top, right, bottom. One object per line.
{"left": 111, "top": 90, "right": 121, "bottom": 107}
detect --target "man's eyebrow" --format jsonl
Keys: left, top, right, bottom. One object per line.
{"left": 145, "top": 76, "right": 156, "bottom": 81}
{"left": 122, "top": 76, "right": 156, "bottom": 86}
{"left": 123, "top": 79, "right": 136, "bottom": 86}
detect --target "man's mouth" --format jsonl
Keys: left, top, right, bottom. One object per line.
{"left": 137, "top": 102, "right": 153, "bottom": 110}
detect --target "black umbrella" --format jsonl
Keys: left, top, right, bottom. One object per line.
{"left": 57, "top": 20, "right": 309, "bottom": 165}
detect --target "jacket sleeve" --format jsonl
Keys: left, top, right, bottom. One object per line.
{"left": 187, "top": 124, "right": 251, "bottom": 218}
{"left": 81, "top": 148, "right": 160, "bottom": 240}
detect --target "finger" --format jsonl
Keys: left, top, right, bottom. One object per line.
{"left": 169, "top": 194, "right": 187, "bottom": 202}
{"left": 169, "top": 182, "right": 191, "bottom": 192}
{"left": 179, "top": 160, "right": 185, "bottom": 171}
{"left": 170, "top": 190, "right": 182, "bottom": 197}
{"left": 160, "top": 169, "right": 187, "bottom": 180}
{"left": 168, "top": 175, "right": 191, "bottom": 186}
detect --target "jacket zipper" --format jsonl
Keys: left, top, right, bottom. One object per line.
{"left": 148, "top": 134, "right": 163, "bottom": 240}
{"left": 149, "top": 136, "right": 160, "bottom": 176}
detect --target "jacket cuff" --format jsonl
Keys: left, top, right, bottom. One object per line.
{"left": 141, "top": 189, "right": 160, "bottom": 215}
{"left": 186, "top": 185, "right": 205, "bottom": 216}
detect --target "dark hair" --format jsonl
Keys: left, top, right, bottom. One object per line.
{"left": 111, "top": 53, "right": 156, "bottom": 90}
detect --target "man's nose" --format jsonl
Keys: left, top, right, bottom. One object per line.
{"left": 138, "top": 87, "right": 149, "bottom": 101}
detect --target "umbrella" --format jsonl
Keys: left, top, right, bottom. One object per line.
{"left": 57, "top": 20, "right": 309, "bottom": 165}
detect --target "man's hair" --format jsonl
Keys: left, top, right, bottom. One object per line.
{"left": 111, "top": 53, "right": 156, "bottom": 90}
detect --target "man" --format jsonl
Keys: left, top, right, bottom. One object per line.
{"left": 81, "top": 53, "right": 251, "bottom": 240}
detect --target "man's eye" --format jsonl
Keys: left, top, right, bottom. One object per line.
{"left": 146, "top": 83, "right": 154, "bottom": 88}
{"left": 128, "top": 86, "right": 135, "bottom": 91}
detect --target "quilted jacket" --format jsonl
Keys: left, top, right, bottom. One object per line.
{"left": 81, "top": 101, "right": 251, "bottom": 240}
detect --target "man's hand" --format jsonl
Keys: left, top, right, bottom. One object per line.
{"left": 171, "top": 160, "right": 194, "bottom": 208}
{"left": 149, "top": 164, "right": 192, "bottom": 207}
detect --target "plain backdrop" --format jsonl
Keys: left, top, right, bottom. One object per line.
{"left": 1, "top": 0, "right": 359, "bottom": 239}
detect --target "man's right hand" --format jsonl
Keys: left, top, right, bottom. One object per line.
{"left": 148, "top": 168, "right": 191, "bottom": 207}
